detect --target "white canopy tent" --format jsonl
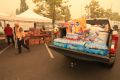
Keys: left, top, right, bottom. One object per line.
{"left": 0, "top": 10, "right": 53, "bottom": 30}
{"left": 0, "top": 12, "right": 9, "bottom": 20}
{"left": 15, "top": 9, "right": 52, "bottom": 23}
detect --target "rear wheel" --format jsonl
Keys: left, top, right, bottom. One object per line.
{"left": 64, "top": 56, "right": 78, "bottom": 68}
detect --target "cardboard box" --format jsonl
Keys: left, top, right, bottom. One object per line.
{"left": 34, "top": 39, "right": 40, "bottom": 44}
{"left": 29, "top": 39, "right": 35, "bottom": 45}
{"left": 45, "top": 37, "right": 52, "bottom": 42}
{"left": 39, "top": 39, "right": 44, "bottom": 44}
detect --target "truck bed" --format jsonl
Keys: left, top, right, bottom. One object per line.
{"left": 49, "top": 44, "right": 110, "bottom": 63}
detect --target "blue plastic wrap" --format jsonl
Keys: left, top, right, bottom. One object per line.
{"left": 53, "top": 42, "right": 67, "bottom": 48}
{"left": 77, "top": 45, "right": 85, "bottom": 51}
{"left": 53, "top": 39, "right": 109, "bottom": 56}
{"left": 67, "top": 44, "right": 78, "bottom": 50}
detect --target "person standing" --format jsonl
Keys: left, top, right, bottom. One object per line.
{"left": 16, "top": 27, "right": 30, "bottom": 53}
{"left": 53, "top": 27, "right": 59, "bottom": 38}
{"left": 13, "top": 23, "right": 20, "bottom": 48}
{"left": 4, "top": 24, "right": 14, "bottom": 45}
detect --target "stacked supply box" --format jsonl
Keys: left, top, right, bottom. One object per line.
{"left": 28, "top": 28, "right": 52, "bottom": 45}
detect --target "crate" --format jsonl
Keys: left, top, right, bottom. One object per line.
{"left": 44, "top": 37, "right": 52, "bottom": 43}
{"left": 34, "top": 39, "right": 40, "bottom": 44}
{"left": 29, "top": 38, "right": 40, "bottom": 45}
{"left": 29, "top": 39, "right": 35, "bottom": 45}
{"left": 39, "top": 39, "right": 44, "bottom": 44}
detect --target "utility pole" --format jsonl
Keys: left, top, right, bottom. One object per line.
{"left": 81, "top": 0, "right": 82, "bottom": 17}
{"left": 110, "top": 0, "right": 112, "bottom": 11}
{"left": 52, "top": 0, "right": 55, "bottom": 28}
{"left": 110, "top": 0, "right": 112, "bottom": 19}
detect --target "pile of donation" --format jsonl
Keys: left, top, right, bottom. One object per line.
{"left": 53, "top": 18, "right": 109, "bottom": 56}
{"left": 25, "top": 28, "right": 51, "bottom": 45}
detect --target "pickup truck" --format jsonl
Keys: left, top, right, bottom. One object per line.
{"left": 49, "top": 18, "right": 119, "bottom": 67}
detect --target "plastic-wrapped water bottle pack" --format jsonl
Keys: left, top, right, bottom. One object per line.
{"left": 53, "top": 42, "right": 67, "bottom": 48}
{"left": 84, "top": 42, "right": 108, "bottom": 50}
{"left": 66, "top": 33, "right": 79, "bottom": 40}
{"left": 53, "top": 38, "right": 109, "bottom": 56}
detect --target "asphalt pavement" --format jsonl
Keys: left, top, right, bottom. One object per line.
{"left": 0, "top": 35, "right": 120, "bottom": 80}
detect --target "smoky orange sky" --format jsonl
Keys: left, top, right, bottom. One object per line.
{"left": 0, "top": 0, "right": 120, "bottom": 19}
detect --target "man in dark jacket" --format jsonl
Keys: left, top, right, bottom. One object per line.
{"left": 4, "top": 24, "right": 14, "bottom": 45}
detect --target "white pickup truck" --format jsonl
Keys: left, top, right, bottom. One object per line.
{"left": 49, "top": 18, "right": 119, "bottom": 67}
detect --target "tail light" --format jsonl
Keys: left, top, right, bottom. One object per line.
{"left": 110, "top": 32, "right": 119, "bottom": 54}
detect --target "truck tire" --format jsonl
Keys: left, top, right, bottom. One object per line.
{"left": 104, "top": 57, "right": 115, "bottom": 68}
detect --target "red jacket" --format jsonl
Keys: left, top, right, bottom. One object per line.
{"left": 4, "top": 26, "right": 13, "bottom": 36}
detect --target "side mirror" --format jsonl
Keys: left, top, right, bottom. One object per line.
{"left": 113, "top": 25, "right": 118, "bottom": 31}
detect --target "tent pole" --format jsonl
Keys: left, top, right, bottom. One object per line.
{"left": 34, "top": 23, "right": 36, "bottom": 29}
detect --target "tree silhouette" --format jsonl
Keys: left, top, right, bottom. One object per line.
{"left": 16, "top": 0, "right": 28, "bottom": 15}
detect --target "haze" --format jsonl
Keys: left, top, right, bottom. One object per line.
{"left": 0, "top": 0, "right": 120, "bottom": 19}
